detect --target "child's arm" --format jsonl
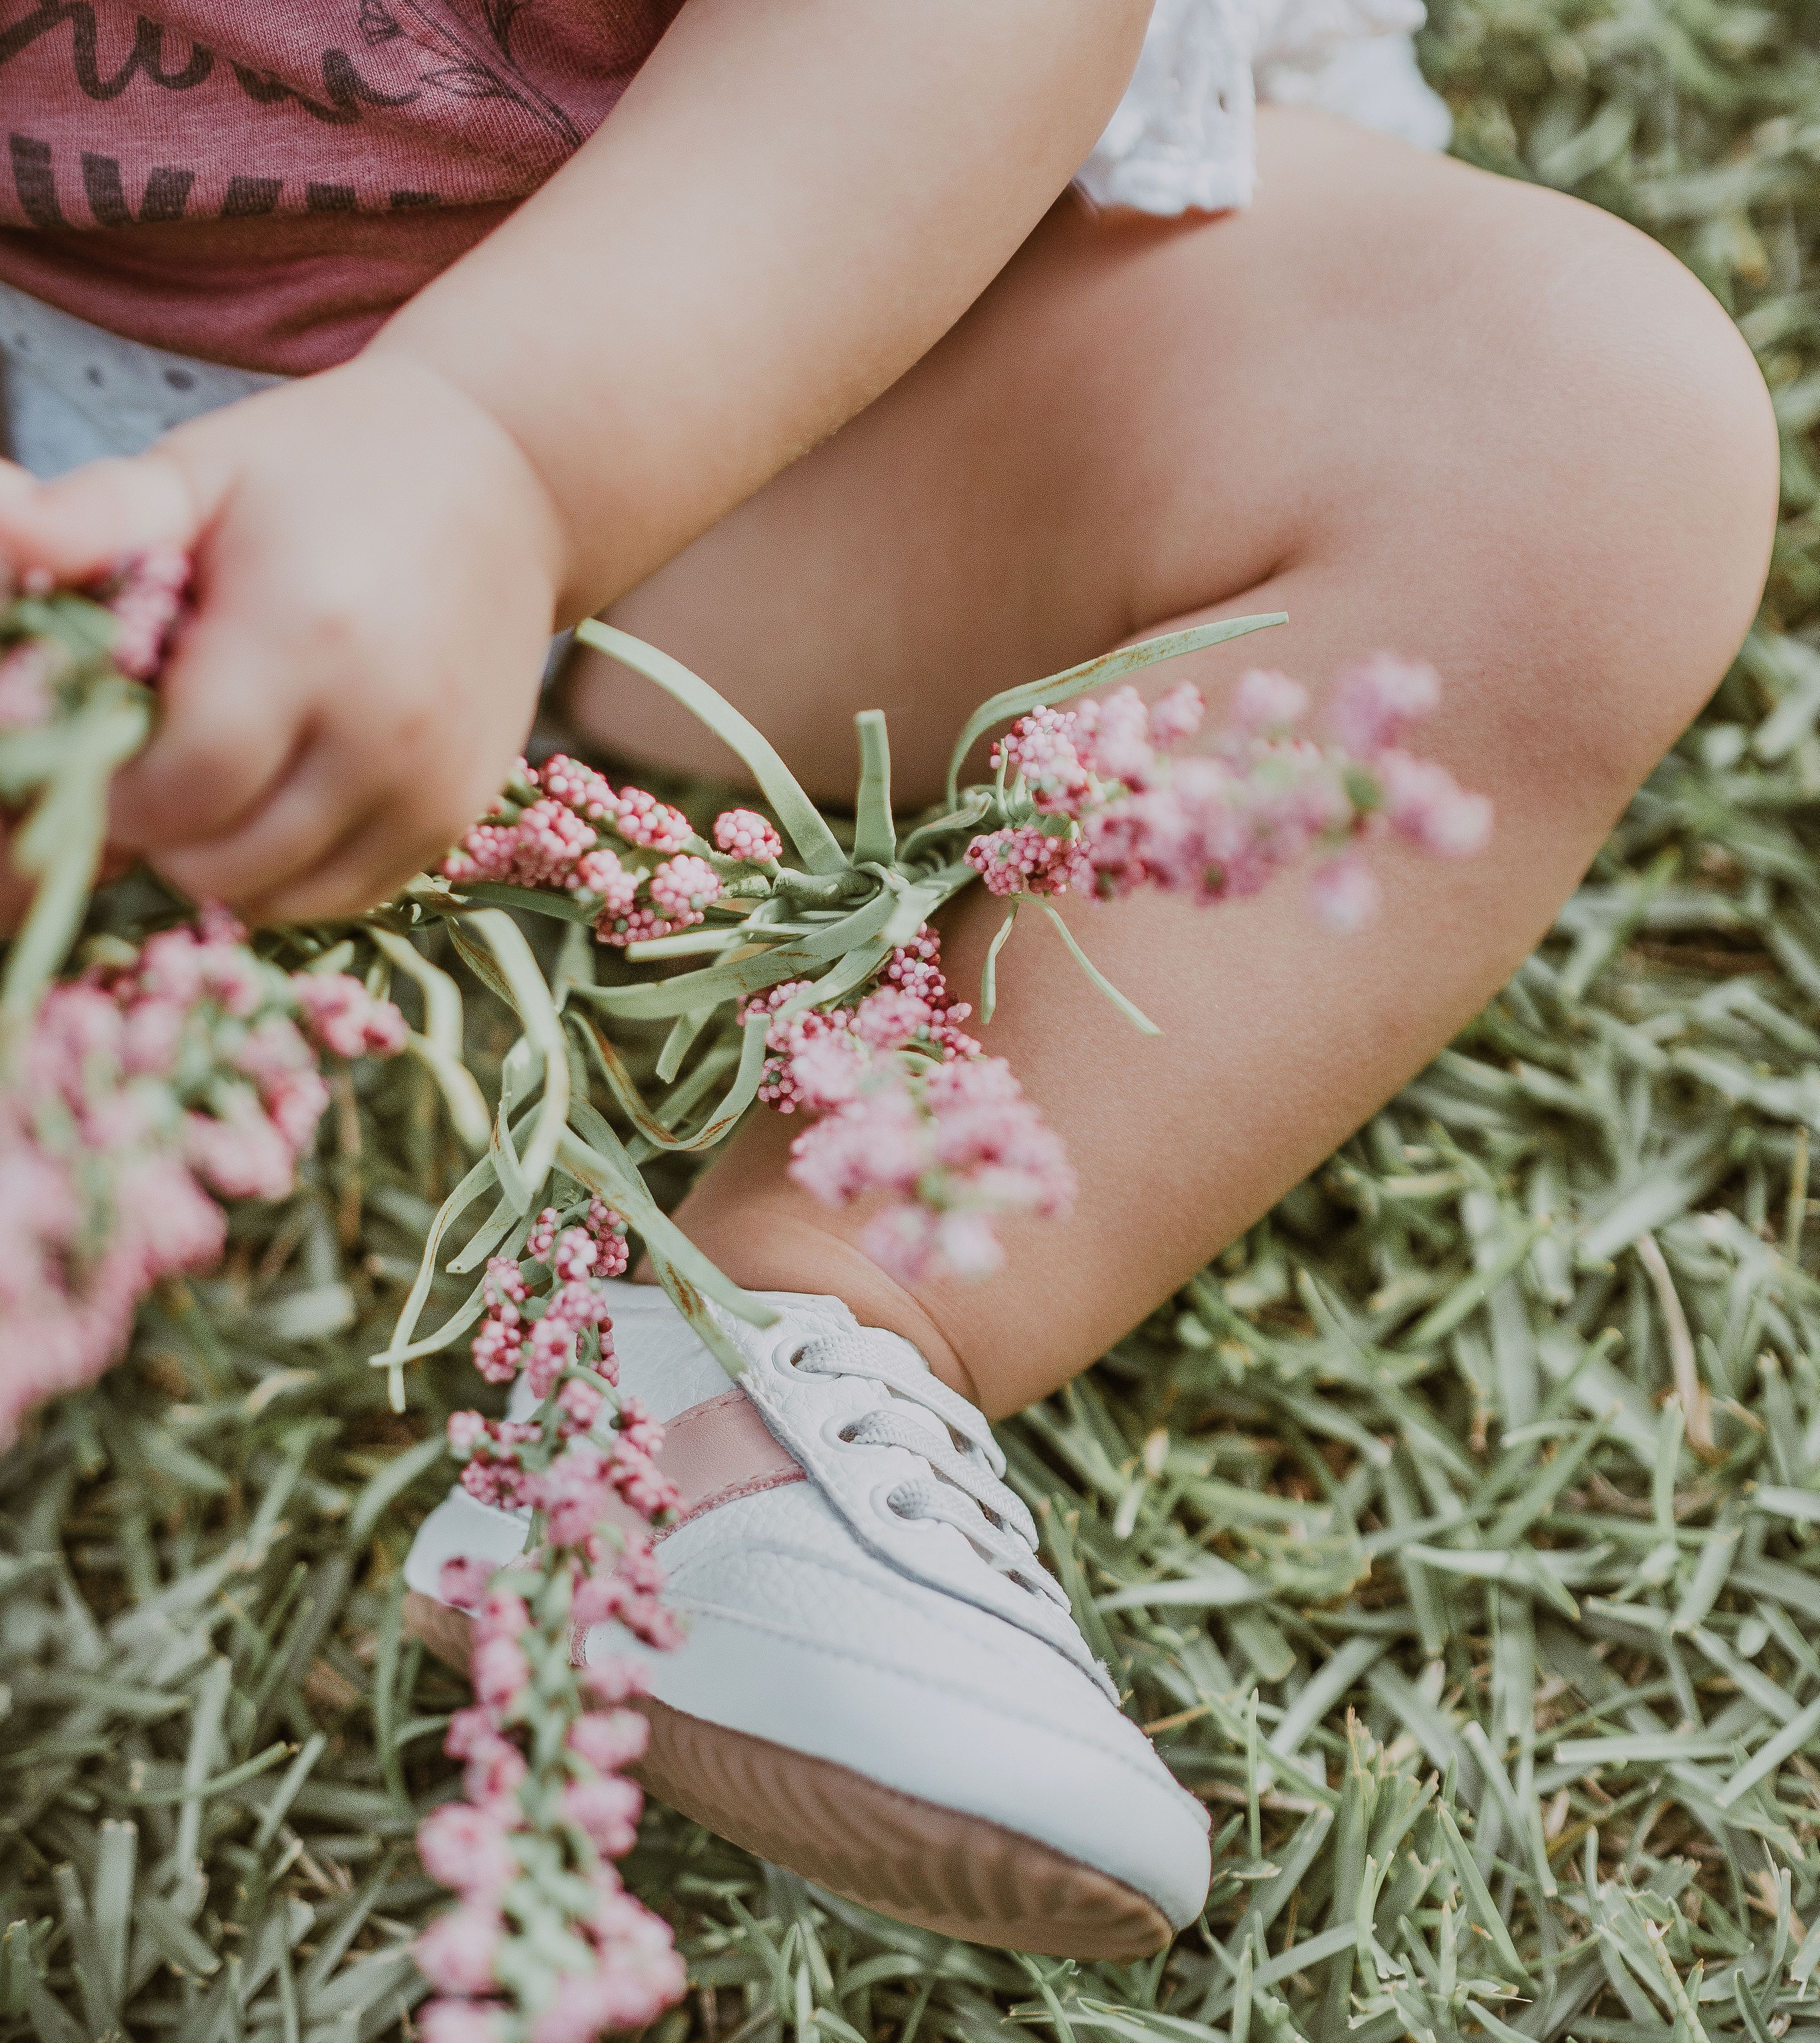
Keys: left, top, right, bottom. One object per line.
{"left": 0, "top": 0, "right": 1146, "bottom": 924}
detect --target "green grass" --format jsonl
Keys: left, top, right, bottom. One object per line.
{"left": 7, "top": 3, "right": 1820, "bottom": 2040}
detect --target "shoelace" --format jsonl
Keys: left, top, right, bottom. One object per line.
{"left": 794, "top": 1333, "right": 1071, "bottom": 1611}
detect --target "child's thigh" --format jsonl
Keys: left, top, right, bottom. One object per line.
{"left": 572, "top": 108, "right": 1770, "bottom": 806}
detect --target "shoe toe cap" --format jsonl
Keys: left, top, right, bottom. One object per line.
{"left": 613, "top": 1490, "right": 1213, "bottom": 1932}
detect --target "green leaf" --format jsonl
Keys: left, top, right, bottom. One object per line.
{"left": 944, "top": 612, "right": 1286, "bottom": 808}
{"left": 852, "top": 710, "right": 897, "bottom": 867}
{"left": 1036, "top": 902, "right": 1161, "bottom": 1035}
{"left": 576, "top": 620, "right": 847, "bottom": 875}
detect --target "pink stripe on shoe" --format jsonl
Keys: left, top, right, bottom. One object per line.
{"left": 568, "top": 1388, "right": 803, "bottom": 1660}
{"left": 578, "top": 1386, "right": 805, "bottom": 1548}
{"left": 657, "top": 1388, "right": 806, "bottom": 1532}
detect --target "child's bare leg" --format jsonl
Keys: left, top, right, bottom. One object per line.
{"left": 571, "top": 110, "right": 1777, "bottom": 1418}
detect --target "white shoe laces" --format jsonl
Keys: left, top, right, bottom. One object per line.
{"left": 793, "top": 1332, "right": 1071, "bottom": 1613}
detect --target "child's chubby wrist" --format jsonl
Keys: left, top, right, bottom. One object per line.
{"left": 332, "top": 349, "right": 579, "bottom": 619}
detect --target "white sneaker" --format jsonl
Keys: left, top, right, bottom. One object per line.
{"left": 404, "top": 1283, "right": 1211, "bottom": 1958}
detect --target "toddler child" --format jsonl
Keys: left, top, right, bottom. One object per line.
{"left": 0, "top": 0, "right": 1778, "bottom": 1957}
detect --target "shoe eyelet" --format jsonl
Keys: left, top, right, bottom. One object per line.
{"left": 872, "top": 1480, "right": 932, "bottom": 1530}
{"left": 822, "top": 1414, "right": 863, "bottom": 1449}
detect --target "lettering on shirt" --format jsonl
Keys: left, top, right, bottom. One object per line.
{"left": 0, "top": 0, "right": 625, "bottom": 231}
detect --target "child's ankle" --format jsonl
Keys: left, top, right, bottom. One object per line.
{"left": 637, "top": 1214, "right": 985, "bottom": 1412}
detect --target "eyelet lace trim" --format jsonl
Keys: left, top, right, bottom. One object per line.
{"left": 796, "top": 1334, "right": 1070, "bottom": 1612}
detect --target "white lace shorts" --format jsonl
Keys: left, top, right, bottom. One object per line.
{"left": 0, "top": 0, "right": 1447, "bottom": 481}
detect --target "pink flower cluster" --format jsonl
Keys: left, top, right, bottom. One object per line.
{"left": 712, "top": 808, "right": 783, "bottom": 863}
{"left": 744, "top": 926, "right": 981, "bottom": 1114}
{"left": 415, "top": 1574, "right": 684, "bottom": 2043}
{"left": 0, "top": 546, "right": 191, "bottom": 730}
{"left": 470, "top": 1197, "right": 628, "bottom": 1388}
{"left": 442, "top": 755, "right": 780, "bottom": 951}
{"left": 103, "top": 546, "right": 191, "bottom": 681}
{"left": 964, "top": 658, "right": 1491, "bottom": 932}
{"left": 0, "top": 638, "right": 56, "bottom": 730}
{"left": 450, "top": 1198, "right": 682, "bottom": 1615}
{"left": 741, "top": 930, "right": 1074, "bottom": 1282}
{"left": 0, "top": 910, "right": 404, "bottom": 1443}
{"left": 418, "top": 1207, "right": 687, "bottom": 2043}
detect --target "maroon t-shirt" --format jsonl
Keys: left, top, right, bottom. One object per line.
{"left": 0, "top": 1, "right": 684, "bottom": 372}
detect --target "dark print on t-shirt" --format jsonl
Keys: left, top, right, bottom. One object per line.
{"left": 0, "top": 0, "right": 677, "bottom": 230}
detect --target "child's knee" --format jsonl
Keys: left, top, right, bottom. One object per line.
{"left": 1436, "top": 178, "right": 1777, "bottom": 788}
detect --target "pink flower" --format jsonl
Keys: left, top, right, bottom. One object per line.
{"left": 568, "top": 1710, "right": 650, "bottom": 1772}
{"left": 995, "top": 704, "right": 1092, "bottom": 812}
{"left": 417, "top": 1802, "right": 518, "bottom": 1900}
{"left": 291, "top": 972, "right": 408, "bottom": 1058}
{"left": 459, "top": 1464, "right": 511, "bottom": 1510}
{"left": 104, "top": 546, "right": 188, "bottom": 679}
{"left": 415, "top": 1906, "right": 503, "bottom": 1996}
{"left": 573, "top": 1540, "right": 682, "bottom": 1651}
{"left": 608, "top": 787, "right": 691, "bottom": 852}
{"left": 1374, "top": 750, "right": 1494, "bottom": 856}
{"left": 439, "top": 1556, "right": 494, "bottom": 1610}
{"left": 474, "top": 1587, "right": 531, "bottom": 1642}
{"left": 596, "top": 906, "right": 673, "bottom": 949}
{"left": 540, "top": 754, "right": 618, "bottom": 820}
{"left": 183, "top": 1095, "right": 299, "bottom": 1203}
{"left": 850, "top": 988, "right": 931, "bottom": 1052}
{"left": 1308, "top": 852, "right": 1382, "bottom": 932}
{"left": 262, "top": 1066, "right": 334, "bottom": 1152}
{"left": 571, "top": 847, "right": 638, "bottom": 914}
{"left": 465, "top": 1738, "right": 528, "bottom": 1807}
{"left": 558, "top": 1376, "right": 605, "bottom": 1433}
{"left": 1233, "top": 669, "right": 1308, "bottom": 732}
{"left": 614, "top": 1398, "right": 663, "bottom": 1458}
{"left": 536, "top": 1443, "right": 617, "bottom": 1548}
{"left": 608, "top": 1443, "right": 680, "bottom": 1520}
{"left": 1073, "top": 688, "right": 1159, "bottom": 788}
{"left": 445, "top": 1707, "right": 501, "bottom": 1759}
{"left": 1148, "top": 681, "right": 1205, "bottom": 745}
{"left": 562, "top": 1774, "right": 643, "bottom": 1855}
{"left": 1330, "top": 653, "right": 1441, "bottom": 756}
{"left": 118, "top": 993, "right": 187, "bottom": 1077}
{"left": 0, "top": 640, "right": 56, "bottom": 728}
{"left": 580, "top": 1657, "right": 651, "bottom": 1706}
{"left": 472, "top": 1636, "right": 531, "bottom": 1713}
{"left": 788, "top": 1083, "right": 927, "bottom": 1205}
{"left": 552, "top": 1228, "right": 598, "bottom": 1283}
{"left": 713, "top": 809, "right": 784, "bottom": 862}
{"left": 418, "top": 2003, "right": 503, "bottom": 2043}
{"left": 646, "top": 855, "right": 720, "bottom": 926}
{"left": 964, "top": 824, "right": 1086, "bottom": 898}
{"left": 586, "top": 1199, "right": 629, "bottom": 1279}
{"left": 786, "top": 1032, "right": 869, "bottom": 1113}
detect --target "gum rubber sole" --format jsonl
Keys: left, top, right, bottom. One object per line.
{"left": 405, "top": 1591, "right": 1174, "bottom": 1960}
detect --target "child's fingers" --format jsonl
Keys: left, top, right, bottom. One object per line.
{"left": 149, "top": 695, "right": 487, "bottom": 920}
{"left": 105, "top": 602, "right": 303, "bottom": 852}
{"left": 148, "top": 747, "right": 384, "bottom": 908}
{"left": 245, "top": 806, "right": 458, "bottom": 926}
{"left": 0, "top": 452, "right": 201, "bottom": 583}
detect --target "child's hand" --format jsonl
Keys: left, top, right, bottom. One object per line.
{"left": 0, "top": 356, "right": 565, "bottom": 923}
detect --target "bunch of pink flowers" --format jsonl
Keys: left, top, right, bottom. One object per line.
{"left": 964, "top": 657, "right": 1491, "bottom": 931}
{"left": 0, "top": 909, "right": 404, "bottom": 1443}
{"left": 442, "top": 754, "right": 783, "bottom": 949}
{"left": 0, "top": 545, "right": 191, "bottom": 729}
{"left": 741, "top": 928, "right": 1074, "bottom": 1281}
{"left": 421, "top": 1196, "right": 686, "bottom": 2043}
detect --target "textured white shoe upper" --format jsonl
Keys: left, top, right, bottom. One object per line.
{"left": 403, "top": 1282, "right": 1212, "bottom": 1932}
